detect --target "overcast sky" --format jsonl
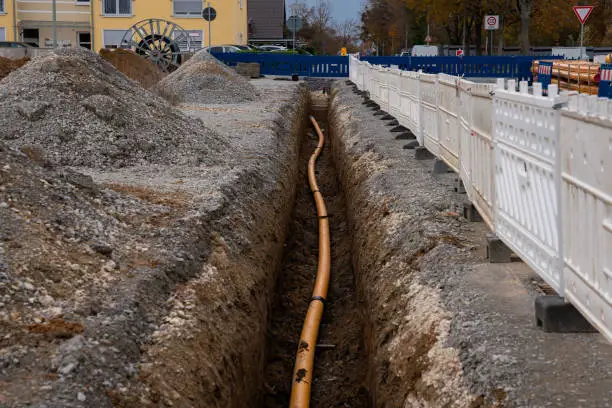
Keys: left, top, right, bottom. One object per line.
{"left": 285, "top": 0, "right": 364, "bottom": 23}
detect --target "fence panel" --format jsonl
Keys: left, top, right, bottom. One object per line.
{"left": 458, "top": 80, "right": 473, "bottom": 197}
{"left": 388, "top": 69, "right": 401, "bottom": 120}
{"left": 419, "top": 73, "right": 439, "bottom": 149}
{"left": 379, "top": 68, "right": 390, "bottom": 113}
{"left": 468, "top": 83, "right": 496, "bottom": 228}
{"left": 437, "top": 74, "right": 461, "bottom": 171}
{"left": 397, "top": 70, "right": 420, "bottom": 136}
{"left": 493, "top": 80, "right": 565, "bottom": 294}
{"left": 561, "top": 94, "right": 612, "bottom": 341}
{"left": 212, "top": 53, "right": 349, "bottom": 77}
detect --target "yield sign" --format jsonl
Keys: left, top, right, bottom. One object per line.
{"left": 573, "top": 5, "right": 594, "bottom": 24}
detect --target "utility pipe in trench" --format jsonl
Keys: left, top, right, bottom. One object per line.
{"left": 289, "top": 115, "right": 332, "bottom": 408}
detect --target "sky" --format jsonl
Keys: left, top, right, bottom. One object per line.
{"left": 285, "top": 0, "right": 364, "bottom": 23}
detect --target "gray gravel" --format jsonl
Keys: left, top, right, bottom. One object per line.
{"left": 155, "top": 50, "right": 259, "bottom": 104}
{"left": 0, "top": 78, "right": 308, "bottom": 408}
{"left": 0, "top": 48, "right": 225, "bottom": 169}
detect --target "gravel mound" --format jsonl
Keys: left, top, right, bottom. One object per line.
{"left": 155, "top": 50, "right": 259, "bottom": 104}
{"left": 0, "top": 48, "right": 225, "bottom": 169}
{"left": 0, "top": 56, "right": 29, "bottom": 80}
{"left": 99, "top": 48, "right": 165, "bottom": 89}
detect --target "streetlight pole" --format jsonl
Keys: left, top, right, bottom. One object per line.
{"left": 52, "top": 0, "right": 57, "bottom": 47}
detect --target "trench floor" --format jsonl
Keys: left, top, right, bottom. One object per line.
{"left": 262, "top": 97, "right": 370, "bottom": 407}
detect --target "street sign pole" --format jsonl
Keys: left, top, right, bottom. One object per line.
{"left": 208, "top": 2, "right": 212, "bottom": 48}
{"left": 484, "top": 15, "right": 499, "bottom": 55}
{"left": 573, "top": 5, "right": 594, "bottom": 58}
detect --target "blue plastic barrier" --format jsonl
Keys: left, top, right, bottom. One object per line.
{"left": 211, "top": 53, "right": 349, "bottom": 77}
{"left": 598, "top": 64, "right": 612, "bottom": 98}
{"left": 360, "top": 55, "right": 562, "bottom": 81}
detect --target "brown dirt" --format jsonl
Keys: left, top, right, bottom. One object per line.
{"left": 0, "top": 56, "right": 30, "bottom": 80}
{"left": 263, "top": 100, "right": 369, "bottom": 407}
{"left": 99, "top": 48, "right": 164, "bottom": 89}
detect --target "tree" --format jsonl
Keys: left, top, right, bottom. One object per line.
{"left": 334, "top": 19, "right": 360, "bottom": 47}
{"left": 516, "top": 0, "right": 532, "bottom": 53}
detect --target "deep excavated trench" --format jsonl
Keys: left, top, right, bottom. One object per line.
{"left": 263, "top": 93, "right": 369, "bottom": 407}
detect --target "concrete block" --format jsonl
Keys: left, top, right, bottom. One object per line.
{"left": 373, "top": 110, "right": 385, "bottom": 116}
{"left": 391, "top": 125, "right": 408, "bottom": 133}
{"left": 454, "top": 178, "right": 466, "bottom": 193}
{"left": 433, "top": 159, "right": 452, "bottom": 174}
{"left": 385, "top": 119, "right": 399, "bottom": 126}
{"left": 403, "top": 140, "right": 420, "bottom": 149}
{"left": 463, "top": 201, "right": 483, "bottom": 222}
{"left": 415, "top": 146, "right": 434, "bottom": 160}
{"left": 381, "top": 114, "right": 395, "bottom": 120}
{"left": 486, "top": 233, "right": 512, "bottom": 263}
{"left": 535, "top": 296, "right": 597, "bottom": 333}
{"left": 395, "top": 132, "right": 416, "bottom": 140}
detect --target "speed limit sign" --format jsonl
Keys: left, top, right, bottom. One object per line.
{"left": 484, "top": 15, "right": 499, "bottom": 30}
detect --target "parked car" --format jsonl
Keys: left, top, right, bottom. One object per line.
{"left": 203, "top": 45, "right": 242, "bottom": 53}
{"left": 259, "top": 45, "right": 287, "bottom": 52}
{"left": 0, "top": 41, "right": 34, "bottom": 48}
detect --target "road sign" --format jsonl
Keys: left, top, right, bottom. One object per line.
{"left": 287, "top": 16, "right": 302, "bottom": 32}
{"left": 202, "top": 6, "right": 217, "bottom": 22}
{"left": 484, "top": 15, "right": 499, "bottom": 30}
{"left": 573, "top": 5, "right": 594, "bottom": 24}
{"left": 424, "top": 35, "right": 432, "bottom": 43}
{"left": 456, "top": 49, "right": 464, "bottom": 57}
{"left": 573, "top": 5, "right": 594, "bottom": 56}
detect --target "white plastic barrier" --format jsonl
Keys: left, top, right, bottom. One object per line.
{"left": 437, "top": 74, "right": 461, "bottom": 172}
{"left": 347, "top": 60, "right": 612, "bottom": 342}
{"left": 458, "top": 80, "right": 473, "bottom": 196}
{"left": 379, "top": 69, "right": 390, "bottom": 113}
{"left": 388, "top": 68, "right": 401, "bottom": 120}
{"left": 467, "top": 82, "right": 496, "bottom": 228}
{"left": 561, "top": 95, "right": 612, "bottom": 341}
{"left": 397, "top": 70, "right": 420, "bottom": 136}
{"left": 419, "top": 73, "right": 439, "bottom": 151}
{"left": 493, "top": 80, "right": 565, "bottom": 294}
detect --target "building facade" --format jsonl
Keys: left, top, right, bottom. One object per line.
{"left": 0, "top": 1, "right": 248, "bottom": 50}
{"left": 0, "top": 0, "right": 91, "bottom": 47}
{"left": 247, "top": 0, "right": 284, "bottom": 41}
{"left": 91, "top": 0, "right": 247, "bottom": 51}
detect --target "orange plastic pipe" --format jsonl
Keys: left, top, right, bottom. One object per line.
{"left": 289, "top": 116, "right": 332, "bottom": 408}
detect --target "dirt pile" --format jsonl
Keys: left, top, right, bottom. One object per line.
{"left": 0, "top": 48, "right": 225, "bottom": 169}
{"left": 0, "top": 56, "right": 30, "bottom": 80}
{"left": 155, "top": 50, "right": 259, "bottom": 104}
{"left": 0, "top": 140, "right": 188, "bottom": 406}
{"left": 99, "top": 48, "right": 164, "bottom": 89}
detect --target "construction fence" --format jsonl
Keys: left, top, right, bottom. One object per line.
{"left": 349, "top": 55, "right": 612, "bottom": 342}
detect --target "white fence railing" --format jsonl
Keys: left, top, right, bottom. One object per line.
{"left": 349, "top": 56, "right": 612, "bottom": 342}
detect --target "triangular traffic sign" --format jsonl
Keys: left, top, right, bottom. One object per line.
{"left": 573, "top": 5, "right": 594, "bottom": 24}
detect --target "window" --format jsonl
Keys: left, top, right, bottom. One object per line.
{"left": 0, "top": 0, "right": 4, "bottom": 13}
{"left": 78, "top": 32, "right": 92, "bottom": 50}
{"left": 173, "top": 0, "right": 202, "bottom": 16}
{"left": 103, "top": 0, "right": 131, "bottom": 16}
{"left": 103, "top": 29, "right": 128, "bottom": 48}
{"left": 0, "top": 28, "right": 5, "bottom": 41}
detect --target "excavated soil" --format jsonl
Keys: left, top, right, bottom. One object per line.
{"left": 99, "top": 48, "right": 165, "bottom": 89}
{"left": 263, "top": 97, "right": 369, "bottom": 407}
{"left": 0, "top": 57, "right": 29, "bottom": 80}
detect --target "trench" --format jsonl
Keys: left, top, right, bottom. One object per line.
{"left": 262, "top": 92, "right": 370, "bottom": 407}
